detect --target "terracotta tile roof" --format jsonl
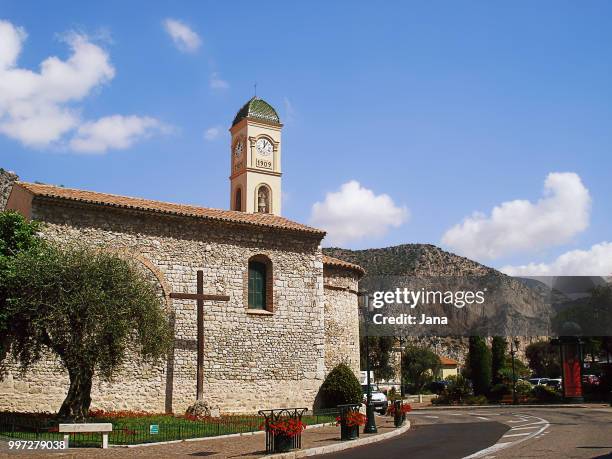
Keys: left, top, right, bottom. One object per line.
{"left": 15, "top": 182, "right": 325, "bottom": 236}
{"left": 439, "top": 356, "right": 459, "bottom": 366}
{"left": 322, "top": 255, "right": 366, "bottom": 277}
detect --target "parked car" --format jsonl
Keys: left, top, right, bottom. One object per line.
{"left": 545, "top": 379, "right": 562, "bottom": 390}
{"left": 361, "top": 384, "right": 388, "bottom": 414}
{"left": 582, "top": 374, "right": 600, "bottom": 386}
{"left": 528, "top": 378, "right": 550, "bottom": 386}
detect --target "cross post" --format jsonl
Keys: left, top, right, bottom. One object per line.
{"left": 170, "top": 270, "right": 230, "bottom": 400}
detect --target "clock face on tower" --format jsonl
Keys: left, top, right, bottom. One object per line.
{"left": 255, "top": 138, "right": 273, "bottom": 157}
{"left": 234, "top": 140, "right": 244, "bottom": 158}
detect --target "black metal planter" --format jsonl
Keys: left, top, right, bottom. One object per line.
{"left": 341, "top": 423, "right": 360, "bottom": 440}
{"left": 393, "top": 401, "right": 405, "bottom": 427}
{"left": 337, "top": 404, "right": 361, "bottom": 441}
{"left": 273, "top": 433, "right": 293, "bottom": 453}
{"left": 258, "top": 408, "right": 307, "bottom": 454}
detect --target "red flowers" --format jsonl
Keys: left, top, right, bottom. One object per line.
{"left": 336, "top": 411, "right": 367, "bottom": 427}
{"left": 387, "top": 404, "right": 412, "bottom": 416}
{"left": 261, "top": 418, "right": 306, "bottom": 437}
{"left": 88, "top": 409, "right": 162, "bottom": 419}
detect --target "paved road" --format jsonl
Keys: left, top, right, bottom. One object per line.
{"left": 318, "top": 406, "right": 612, "bottom": 459}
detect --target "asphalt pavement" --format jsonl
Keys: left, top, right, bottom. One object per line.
{"left": 317, "top": 406, "right": 612, "bottom": 459}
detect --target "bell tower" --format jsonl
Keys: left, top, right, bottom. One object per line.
{"left": 229, "top": 97, "right": 282, "bottom": 216}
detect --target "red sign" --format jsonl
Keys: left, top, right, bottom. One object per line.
{"left": 563, "top": 343, "right": 582, "bottom": 398}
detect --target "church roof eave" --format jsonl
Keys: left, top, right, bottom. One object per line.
{"left": 13, "top": 182, "right": 325, "bottom": 238}
{"left": 323, "top": 255, "right": 366, "bottom": 278}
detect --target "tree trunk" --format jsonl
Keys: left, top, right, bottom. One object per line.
{"left": 58, "top": 366, "right": 93, "bottom": 420}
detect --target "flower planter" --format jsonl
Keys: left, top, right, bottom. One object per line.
{"left": 340, "top": 423, "right": 360, "bottom": 441}
{"left": 389, "top": 401, "right": 411, "bottom": 427}
{"left": 393, "top": 412, "right": 405, "bottom": 427}
{"left": 336, "top": 404, "right": 365, "bottom": 441}
{"left": 273, "top": 433, "right": 293, "bottom": 453}
{"left": 258, "top": 408, "right": 307, "bottom": 454}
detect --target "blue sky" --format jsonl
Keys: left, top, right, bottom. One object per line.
{"left": 1, "top": 1, "right": 611, "bottom": 275}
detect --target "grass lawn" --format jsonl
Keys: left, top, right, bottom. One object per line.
{"left": 0, "top": 411, "right": 338, "bottom": 446}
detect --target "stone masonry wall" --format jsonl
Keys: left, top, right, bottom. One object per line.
{"left": 0, "top": 169, "right": 18, "bottom": 210}
{"left": 0, "top": 198, "right": 328, "bottom": 414}
{"left": 323, "top": 266, "right": 360, "bottom": 378}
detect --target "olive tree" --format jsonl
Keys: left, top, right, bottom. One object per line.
{"left": 0, "top": 211, "right": 41, "bottom": 361}
{"left": 2, "top": 242, "right": 173, "bottom": 419}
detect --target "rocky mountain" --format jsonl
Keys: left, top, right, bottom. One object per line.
{"left": 323, "top": 244, "right": 553, "bottom": 363}
{"left": 324, "top": 244, "right": 494, "bottom": 277}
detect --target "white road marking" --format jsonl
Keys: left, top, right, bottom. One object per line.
{"left": 502, "top": 432, "right": 532, "bottom": 437}
{"left": 462, "top": 414, "right": 550, "bottom": 459}
{"left": 450, "top": 413, "right": 464, "bottom": 416}
{"left": 463, "top": 442, "right": 513, "bottom": 458}
{"left": 512, "top": 421, "right": 547, "bottom": 427}
{"left": 510, "top": 426, "right": 541, "bottom": 431}
{"left": 476, "top": 416, "right": 490, "bottom": 420}
{"left": 425, "top": 415, "right": 439, "bottom": 419}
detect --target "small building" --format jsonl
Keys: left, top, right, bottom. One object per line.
{"left": 438, "top": 356, "right": 459, "bottom": 379}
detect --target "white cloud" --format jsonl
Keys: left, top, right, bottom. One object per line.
{"left": 163, "top": 19, "right": 201, "bottom": 53}
{"left": 441, "top": 172, "right": 591, "bottom": 260}
{"left": 310, "top": 180, "right": 409, "bottom": 245}
{"left": 70, "top": 115, "right": 166, "bottom": 153}
{"left": 210, "top": 72, "right": 229, "bottom": 90}
{"left": 0, "top": 20, "right": 26, "bottom": 68}
{"left": 0, "top": 20, "right": 165, "bottom": 153}
{"left": 283, "top": 97, "right": 295, "bottom": 124}
{"left": 204, "top": 126, "right": 220, "bottom": 141}
{"left": 0, "top": 22, "right": 115, "bottom": 146}
{"left": 501, "top": 242, "right": 612, "bottom": 277}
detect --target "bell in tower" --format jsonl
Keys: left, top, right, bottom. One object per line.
{"left": 228, "top": 97, "right": 283, "bottom": 216}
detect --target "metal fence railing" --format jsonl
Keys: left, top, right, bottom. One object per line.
{"left": 0, "top": 411, "right": 339, "bottom": 447}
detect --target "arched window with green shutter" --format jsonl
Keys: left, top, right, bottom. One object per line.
{"left": 248, "top": 261, "right": 267, "bottom": 309}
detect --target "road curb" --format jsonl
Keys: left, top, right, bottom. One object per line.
{"left": 265, "top": 421, "right": 411, "bottom": 458}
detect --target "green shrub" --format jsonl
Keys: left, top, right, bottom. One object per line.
{"left": 532, "top": 385, "right": 561, "bottom": 403}
{"left": 320, "top": 363, "right": 362, "bottom": 408}
{"left": 465, "top": 395, "right": 488, "bottom": 405}
{"left": 515, "top": 380, "right": 533, "bottom": 397}
{"left": 432, "top": 375, "right": 474, "bottom": 405}
{"left": 489, "top": 383, "right": 510, "bottom": 401}
{"left": 387, "top": 387, "right": 401, "bottom": 402}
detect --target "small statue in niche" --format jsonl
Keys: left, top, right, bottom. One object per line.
{"left": 257, "top": 187, "right": 270, "bottom": 213}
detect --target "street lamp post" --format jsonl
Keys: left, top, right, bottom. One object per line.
{"left": 399, "top": 336, "right": 405, "bottom": 398}
{"left": 510, "top": 338, "right": 518, "bottom": 405}
{"left": 362, "top": 294, "right": 377, "bottom": 434}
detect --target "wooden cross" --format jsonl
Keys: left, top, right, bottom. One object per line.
{"left": 169, "top": 270, "right": 230, "bottom": 400}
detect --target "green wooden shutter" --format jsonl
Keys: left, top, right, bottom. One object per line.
{"left": 248, "top": 261, "right": 267, "bottom": 309}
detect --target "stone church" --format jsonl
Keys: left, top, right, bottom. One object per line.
{"left": 0, "top": 97, "right": 364, "bottom": 414}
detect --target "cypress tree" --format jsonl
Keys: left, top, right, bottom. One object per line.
{"left": 491, "top": 336, "right": 507, "bottom": 385}
{"left": 468, "top": 336, "right": 492, "bottom": 396}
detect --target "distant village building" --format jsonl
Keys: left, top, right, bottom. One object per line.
{"left": 0, "top": 98, "right": 364, "bottom": 414}
{"left": 437, "top": 356, "right": 459, "bottom": 379}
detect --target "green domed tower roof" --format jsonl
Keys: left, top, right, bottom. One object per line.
{"left": 232, "top": 97, "right": 281, "bottom": 126}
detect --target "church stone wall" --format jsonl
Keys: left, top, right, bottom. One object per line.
{"left": 323, "top": 267, "right": 361, "bottom": 377}
{"left": 0, "top": 169, "right": 18, "bottom": 210}
{"left": 0, "top": 199, "right": 329, "bottom": 414}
